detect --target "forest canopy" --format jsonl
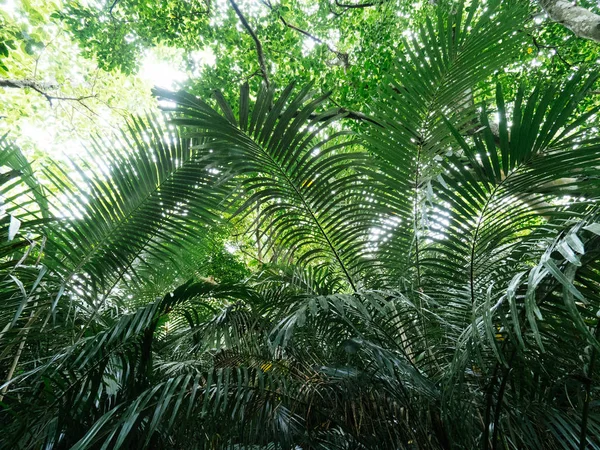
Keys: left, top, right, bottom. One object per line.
{"left": 2, "top": 0, "right": 600, "bottom": 449}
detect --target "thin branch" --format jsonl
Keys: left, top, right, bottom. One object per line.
{"left": 0, "top": 78, "right": 97, "bottom": 104}
{"left": 328, "top": 4, "right": 346, "bottom": 17}
{"left": 108, "top": 0, "right": 120, "bottom": 14}
{"left": 228, "top": 0, "right": 270, "bottom": 88}
{"left": 1, "top": 78, "right": 58, "bottom": 92}
{"left": 308, "top": 107, "right": 382, "bottom": 126}
{"left": 334, "top": 0, "right": 386, "bottom": 9}
{"left": 283, "top": 19, "right": 349, "bottom": 66}
{"left": 328, "top": 98, "right": 382, "bottom": 125}
{"left": 491, "top": 354, "right": 516, "bottom": 450}
{"left": 530, "top": 34, "right": 572, "bottom": 69}
{"left": 244, "top": 68, "right": 262, "bottom": 83}
{"left": 106, "top": 0, "right": 133, "bottom": 23}
{"left": 50, "top": 94, "right": 97, "bottom": 103}
{"left": 263, "top": 1, "right": 349, "bottom": 67}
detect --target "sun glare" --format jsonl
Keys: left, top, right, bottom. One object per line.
{"left": 139, "top": 49, "right": 188, "bottom": 90}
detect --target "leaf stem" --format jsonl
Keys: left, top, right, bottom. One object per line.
{"left": 580, "top": 321, "right": 600, "bottom": 449}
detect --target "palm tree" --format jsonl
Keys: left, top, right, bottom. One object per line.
{"left": 2, "top": 0, "right": 600, "bottom": 448}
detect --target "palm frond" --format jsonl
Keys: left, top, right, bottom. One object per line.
{"left": 366, "top": 0, "right": 528, "bottom": 284}
{"left": 156, "top": 83, "right": 378, "bottom": 291}
{"left": 42, "top": 116, "right": 227, "bottom": 315}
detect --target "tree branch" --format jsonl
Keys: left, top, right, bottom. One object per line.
{"left": 334, "top": 0, "right": 386, "bottom": 9}
{"left": 0, "top": 78, "right": 96, "bottom": 104}
{"left": 108, "top": 0, "right": 120, "bottom": 14}
{"left": 539, "top": 0, "right": 600, "bottom": 43}
{"left": 228, "top": 0, "right": 270, "bottom": 88}
{"left": 263, "top": 1, "right": 349, "bottom": 67}
{"left": 530, "top": 34, "right": 572, "bottom": 68}
{"left": 1, "top": 78, "right": 58, "bottom": 93}
{"left": 308, "top": 107, "right": 382, "bottom": 126}
{"left": 282, "top": 18, "right": 349, "bottom": 67}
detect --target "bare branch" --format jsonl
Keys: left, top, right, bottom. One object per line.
{"left": 539, "top": 0, "right": 600, "bottom": 43}
{"left": 228, "top": 0, "right": 270, "bottom": 88}
{"left": 0, "top": 78, "right": 58, "bottom": 92}
{"left": 0, "top": 78, "right": 97, "bottom": 105}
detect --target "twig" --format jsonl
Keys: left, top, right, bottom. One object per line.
{"left": 49, "top": 94, "right": 96, "bottom": 103}
{"left": 228, "top": 0, "right": 270, "bottom": 88}
{"left": 334, "top": 0, "right": 386, "bottom": 9}
{"left": 244, "top": 69, "right": 262, "bottom": 83}
{"left": 309, "top": 107, "right": 381, "bottom": 126}
{"left": 328, "top": 97, "right": 381, "bottom": 125}
{"left": 530, "top": 34, "right": 572, "bottom": 69}
{"left": 283, "top": 19, "right": 349, "bottom": 66}
{"left": 328, "top": 4, "right": 346, "bottom": 17}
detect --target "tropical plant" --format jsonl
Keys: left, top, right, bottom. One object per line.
{"left": 2, "top": 1, "right": 600, "bottom": 449}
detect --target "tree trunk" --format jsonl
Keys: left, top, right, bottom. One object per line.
{"left": 540, "top": 0, "right": 600, "bottom": 43}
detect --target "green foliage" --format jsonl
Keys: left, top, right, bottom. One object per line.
{"left": 0, "top": 6, "right": 46, "bottom": 73}
{"left": 3, "top": 0, "right": 600, "bottom": 449}
{"left": 56, "top": 0, "right": 212, "bottom": 74}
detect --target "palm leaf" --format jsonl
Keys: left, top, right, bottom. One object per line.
{"left": 156, "top": 83, "right": 378, "bottom": 292}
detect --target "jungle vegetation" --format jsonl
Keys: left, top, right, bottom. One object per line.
{"left": 2, "top": 0, "right": 600, "bottom": 448}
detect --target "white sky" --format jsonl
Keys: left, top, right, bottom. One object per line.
{"left": 139, "top": 47, "right": 217, "bottom": 89}
{"left": 1, "top": 0, "right": 19, "bottom": 18}
{"left": 140, "top": 51, "right": 188, "bottom": 90}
